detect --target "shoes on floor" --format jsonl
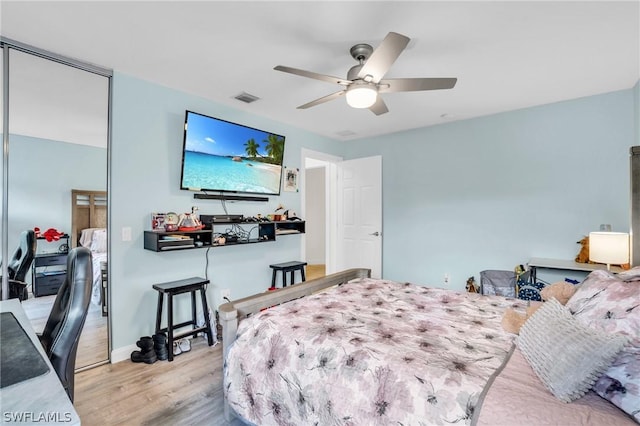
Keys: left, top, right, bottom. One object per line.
{"left": 171, "top": 338, "right": 191, "bottom": 356}
{"left": 153, "top": 333, "right": 168, "bottom": 361}
{"left": 136, "top": 336, "right": 154, "bottom": 351}
{"left": 131, "top": 335, "right": 159, "bottom": 364}
{"left": 130, "top": 349, "right": 157, "bottom": 364}
{"left": 179, "top": 338, "right": 191, "bottom": 353}
{"left": 173, "top": 341, "right": 182, "bottom": 356}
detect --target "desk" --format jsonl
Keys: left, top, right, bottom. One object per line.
{"left": 0, "top": 299, "right": 81, "bottom": 425}
{"left": 528, "top": 258, "right": 623, "bottom": 283}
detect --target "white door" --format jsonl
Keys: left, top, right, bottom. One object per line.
{"left": 336, "top": 155, "right": 382, "bottom": 278}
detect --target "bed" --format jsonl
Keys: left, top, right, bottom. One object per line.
{"left": 71, "top": 189, "right": 108, "bottom": 316}
{"left": 220, "top": 268, "right": 639, "bottom": 425}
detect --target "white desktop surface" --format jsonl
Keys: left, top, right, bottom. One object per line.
{"left": 0, "top": 299, "right": 81, "bottom": 425}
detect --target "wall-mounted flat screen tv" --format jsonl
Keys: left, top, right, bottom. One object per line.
{"left": 180, "top": 110, "right": 286, "bottom": 196}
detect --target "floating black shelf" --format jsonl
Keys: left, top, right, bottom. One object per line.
{"left": 143, "top": 221, "right": 305, "bottom": 252}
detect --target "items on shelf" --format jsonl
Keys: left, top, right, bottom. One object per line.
{"left": 177, "top": 212, "right": 203, "bottom": 231}
{"left": 144, "top": 219, "right": 305, "bottom": 252}
{"left": 33, "top": 227, "right": 66, "bottom": 242}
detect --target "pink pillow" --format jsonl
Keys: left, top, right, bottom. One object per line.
{"left": 566, "top": 270, "right": 640, "bottom": 422}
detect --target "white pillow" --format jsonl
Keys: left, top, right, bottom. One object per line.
{"left": 516, "top": 298, "right": 628, "bottom": 403}
{"left": 90, "top": 229, "right": 107, "bottom": 253}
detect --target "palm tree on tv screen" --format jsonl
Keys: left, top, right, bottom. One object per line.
{"left": 244, "top": 138, "right": 260, "bottom": 158}
{"left": 264, "top": 134, "right": 284, "bottom": 165}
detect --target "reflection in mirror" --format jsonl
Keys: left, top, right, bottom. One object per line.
{"left": 6, "top": 48, "right": 109, "bottom": 369}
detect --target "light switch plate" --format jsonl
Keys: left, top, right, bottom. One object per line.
{"left": 122, "top": 227, "right": 132, "bottom": 242}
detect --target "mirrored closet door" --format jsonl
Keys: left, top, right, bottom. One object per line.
{"left": 0, "top": 40, "right": 112, "bottom": 369}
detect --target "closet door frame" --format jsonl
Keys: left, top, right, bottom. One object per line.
{"left": 0, "top": 37, "right": 113, "bottom": 363}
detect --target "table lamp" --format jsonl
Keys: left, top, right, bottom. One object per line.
{"left": 588, "top": 231, "right": 630, "bottom": 271}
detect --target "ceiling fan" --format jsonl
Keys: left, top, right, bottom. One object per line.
{"left": 274, "top": 32, "right": 457, "bottom": 115}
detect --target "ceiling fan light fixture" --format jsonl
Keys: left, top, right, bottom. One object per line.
{"left": 346, "top": 82, "right": 377, "bottom": 108}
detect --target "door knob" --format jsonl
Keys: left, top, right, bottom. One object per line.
{"left": 370, "top": 231, "right": 381, "bottom": 237}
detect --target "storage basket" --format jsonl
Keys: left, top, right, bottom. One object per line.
{"left": 480, "top": 270, "right": 516, "bottom": 298}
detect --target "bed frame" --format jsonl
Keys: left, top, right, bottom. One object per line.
{"left": 218, "top": 267, "right": 371, "bottom": 420}
{"left": 70, "top": 189, "right": 107, "bottom": 248}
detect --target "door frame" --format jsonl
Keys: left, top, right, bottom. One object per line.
{"left": 300, "top": 148, "right": 342, "bottom": 275}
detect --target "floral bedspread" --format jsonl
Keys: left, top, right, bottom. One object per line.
{"left": 224, "top": 278, "right": 526, "bottom": 425}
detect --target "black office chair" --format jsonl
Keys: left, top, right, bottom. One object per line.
{"left": 0, "top": 230, "right": 36, "bottom": 301}
{"left": 38, "top": 247, "right": 92, "bottom": 402}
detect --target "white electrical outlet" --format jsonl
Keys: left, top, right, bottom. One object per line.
{"left": 121, "top": 226, "right": 132, "bottom": 242}
{"left": 221, "top": 289, "right": 231, "bottom": 300}
{"left": 444, "top": 273, "right": 450, "bottom": 285}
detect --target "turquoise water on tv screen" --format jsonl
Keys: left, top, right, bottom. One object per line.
{"left": 181, "top": 151, "right": 282, "bottom": 195}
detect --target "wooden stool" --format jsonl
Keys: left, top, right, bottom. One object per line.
{"left": 269, "top": 261, "right": 307, "bottom": 288}
{"left": 153, "top": 277, "right": 213, "bottom": 361}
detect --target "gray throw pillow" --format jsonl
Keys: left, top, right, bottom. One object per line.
{"left": 516, "top": 298, "right": 628, "bottom": 403}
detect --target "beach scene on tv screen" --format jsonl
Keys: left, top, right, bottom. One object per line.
{"left": 182, "top": 113, "right": 284, "bottom": 194}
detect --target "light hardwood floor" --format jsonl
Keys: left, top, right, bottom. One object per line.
{"left": 306, "top": 263, "right": 325, "bottom": 281}
{"left": 74, "top": 337, "right": 242, "bottom": 425}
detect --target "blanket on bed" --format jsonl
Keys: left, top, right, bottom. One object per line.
{"left": 224, "top": 278, "right": 526, "bottom": 425}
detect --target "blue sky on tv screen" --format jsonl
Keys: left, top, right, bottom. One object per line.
{"left": 184, "top": 112, "right": 276, "bottom": 157}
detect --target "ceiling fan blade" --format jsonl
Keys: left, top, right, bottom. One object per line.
{"left": 369, "top": 97, "right": 389, "bottom": 115}
{"left": 274, "top": 65, "right": 350, "bottom": 86}
{"left": 358, "top": 32, "right": 410, "bottom": 83}
{"left": 378, "top": 77, "right": 457, "bottom": 93}
{"left": 297, "top": 90, "right": 346, "bottom": 109}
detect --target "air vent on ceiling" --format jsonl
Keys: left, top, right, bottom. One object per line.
{"left": 233, "top": 92, "right": 260, "bottom": 104}
{"left": 336, "top": 130, "right": 357, "bottom": 137}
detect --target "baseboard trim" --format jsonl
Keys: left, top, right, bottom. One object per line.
{"left": 111, "top": 344, "right": 137, "bottom": 364}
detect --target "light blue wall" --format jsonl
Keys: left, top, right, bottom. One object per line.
{"left": 110, "top": 73, "right": 343, "bottom": 349}
{"left": 109, "top": 71, "right": 637, "bottom": 352}
{"left": 344, "top": 89, "right": 636, "bottom": 289}
{"left": 4, "top": 135, "right": 106, "bottom": 264}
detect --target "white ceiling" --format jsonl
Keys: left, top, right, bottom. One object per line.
{"left": 1, "top": 1, "right": 639, "bottom": 143}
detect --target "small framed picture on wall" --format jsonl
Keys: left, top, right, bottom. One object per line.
{"left": 283, "top": 167, "right": 299, "bottom": 192}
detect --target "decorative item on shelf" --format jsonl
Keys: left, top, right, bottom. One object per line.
{"left": 177, "top": 212, "right": 204, "bottom": 231}
{"left": 575, "top": 236, "right": 594, "bottom": 264}
{"left": 34, "top": 227, "right": 65, "bottom": 242}
{"left": 287, "top": 211, "right": 302, "bottom": 221}
{"left": 588, "top": 231, "right": 630, "bottom": 271}
{"left": 151, "top": 213, "right": 167, "bottom": 231}
{"left": 164, "top": 212, "right": 180, "bottom": 231}
{"left": 274, "top": 203, "right": 286, "bottom": 221}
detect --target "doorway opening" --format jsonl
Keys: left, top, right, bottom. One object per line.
{"left": 300, "top": 149, "right": 341, "bottom": 278}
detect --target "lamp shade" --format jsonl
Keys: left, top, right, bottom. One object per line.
{"left": 345, "top": 83, "right": 377, "bottom": 108}
{"left": 589, "top": 232, "right": 630, "bottom": 265}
